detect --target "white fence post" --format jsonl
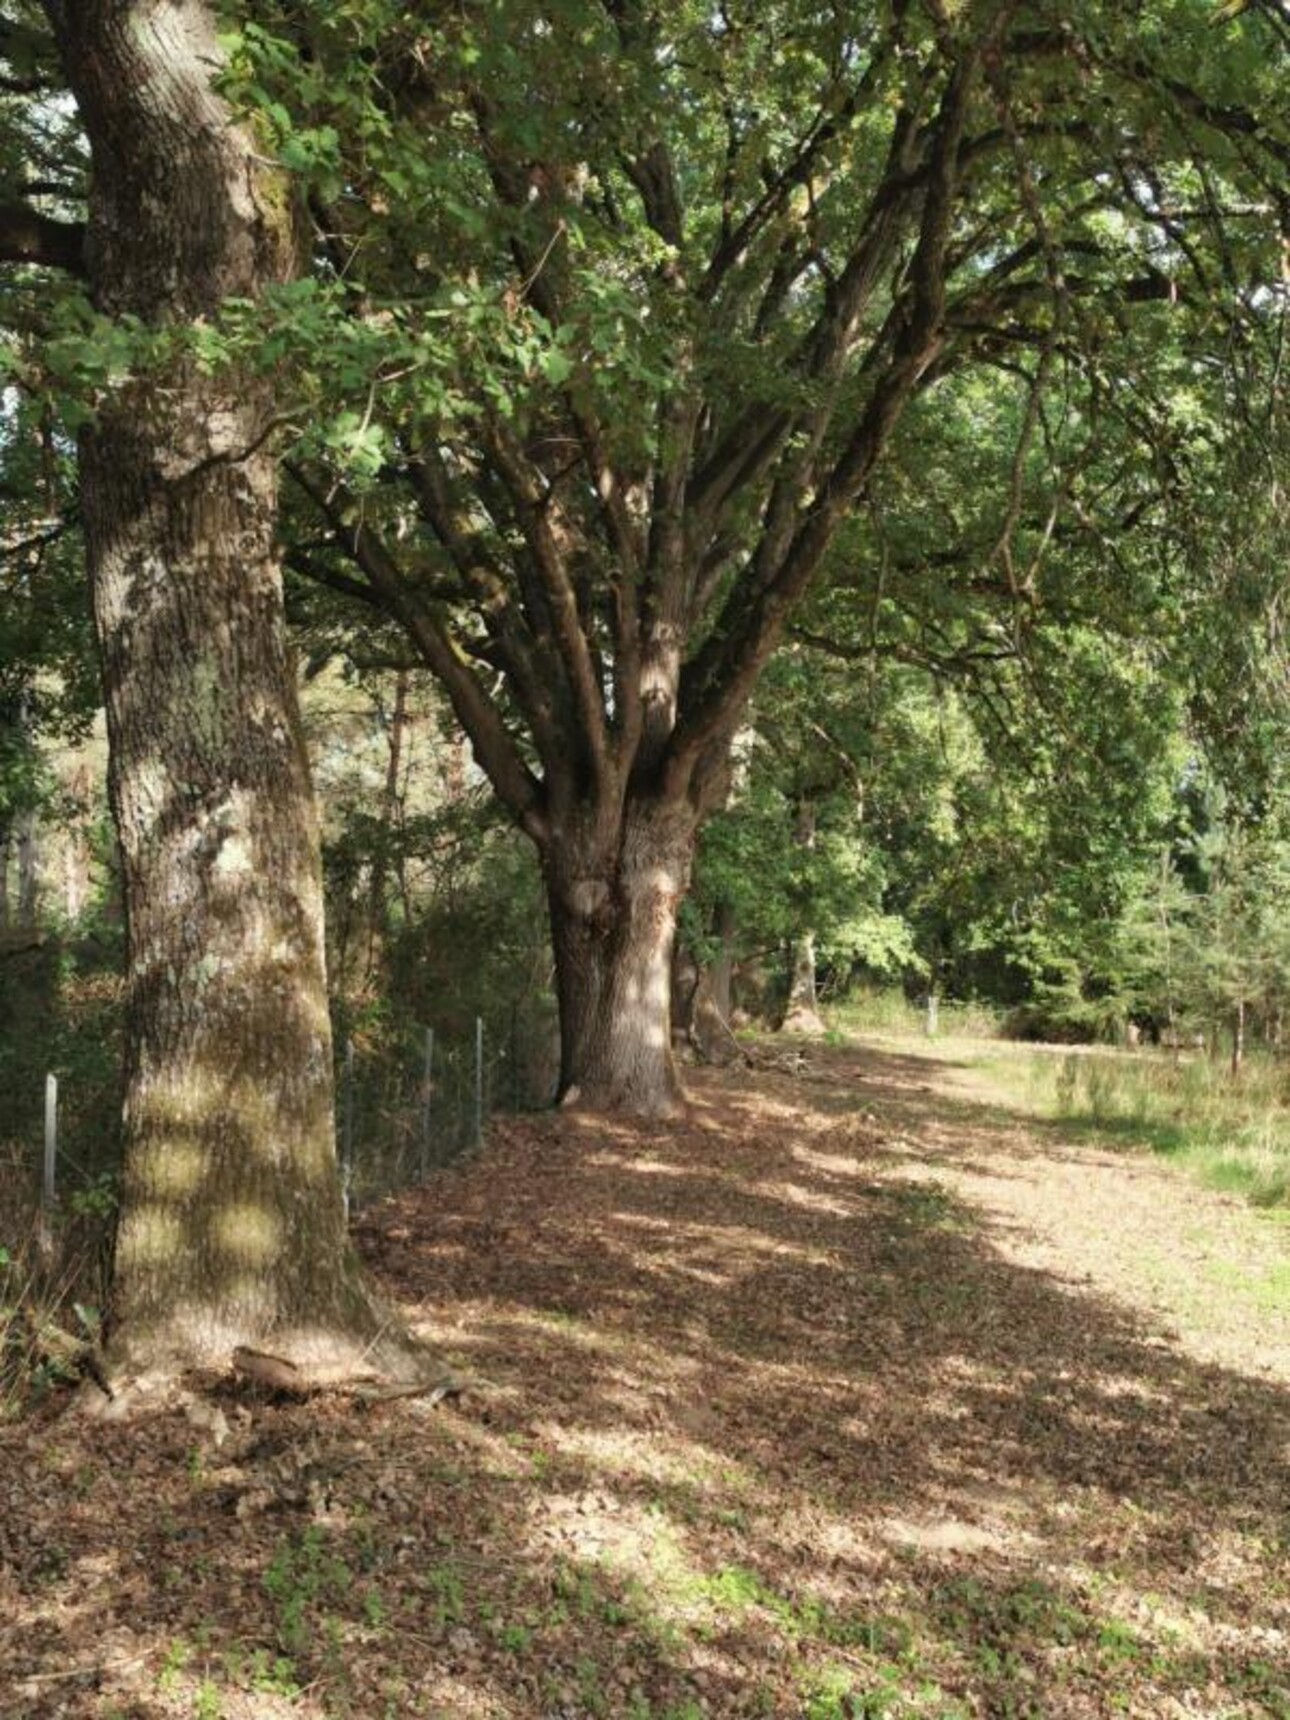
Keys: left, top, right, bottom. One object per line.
{"left": 38, "top": 1073, "right": 57, "bottom": 1256}
{"left": 474, "top": 1017, "right": 484, "bottom": 1148}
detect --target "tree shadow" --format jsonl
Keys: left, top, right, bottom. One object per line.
{"left": 2, "top": 1045, "right": 1287, "bottom": 1718}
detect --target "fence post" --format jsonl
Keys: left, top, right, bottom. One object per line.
{"left": 420, "top": 1026, "right": 434, "bottom": 1178}
{"left": 474, "top": 1016, "right": 484, "bottom": 1148}
{"left": 341, "top": 1037, "right": 355, "bottom": 1218}
{"left": 510, "top": 1002, "right": 520, "bottom": 1111}
{"left": 38, "top": 1073, "right": 57, "bottom": 1257}
{"left": 925, "top": 993, "right": 939, "bottom": 1037}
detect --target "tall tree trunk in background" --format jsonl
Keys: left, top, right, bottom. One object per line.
{"left": 365, "top": 669, "right": 408, "bottom": 977}
{"left": 61, "top": 762, "right": 93, "bottom": 922}
{"left": 44, "top": 1, "right": 418, "bottom": 1384}
{"left": 781, "top": 797, "right": 825, "bottom": 1037}
{"left": 0, "top": 816, "right": 10, "bottom": 928}
{"left": 0, "top": 690, "right": 39, "bottom": 927}
{"left": 14, "top": 805, "right": 38, "bottom": 924}
{"left": 709, "top": 900, "right": 736, "bottom": 1028}
{"left": 1230, "top": 997, "right": 1245, "bottom": 1080}
{"left": 672, "top": 899, "right": 739, "bottom": 1066}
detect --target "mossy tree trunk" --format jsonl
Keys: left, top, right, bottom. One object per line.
{"left": 43, "top": 0, "right": 412, "bottom": 1381}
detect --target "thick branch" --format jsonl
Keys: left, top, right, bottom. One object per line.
{"left": 288, "top": 464, "right": 547, "bottom": 837}
{"left": 668, "top": 48, "right": 984, "bottom": 793}
{"left": 485, "top": 423, "right": 615, "bottom": 793}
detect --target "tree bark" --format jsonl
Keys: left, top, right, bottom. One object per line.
{"left": 781, "top": 797, "right": 826, "bottom": 1036}
{"left": 709, "top": 900, "right": 735, "bottom": 1028}
{"left": 14, "top": 804, "right": 38, "bottom": 924}
{"left": 365, "top": 668, "right": 409, "bottom": 976}
{"left": 545, "top": 798, "right": 695, "bottom": 1117}
{"left": 44, "top": 0, "right": 417, "bottom": 1382}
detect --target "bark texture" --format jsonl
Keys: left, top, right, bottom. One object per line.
{"left": 45, "top": 0, "right": 411, "bottom": 1380}
{"left": 781, "top": 798, "right": 826, "bottom": 1037}
{"left": 546, "top": 800, "right": 695, "bottom": 1117}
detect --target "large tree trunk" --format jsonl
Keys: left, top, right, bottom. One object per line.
{"left": 45, "top": 1, "right": 417, "bottom": 1383}
{"left": 545, "top": 798, "right": 695, "bottom": 1117}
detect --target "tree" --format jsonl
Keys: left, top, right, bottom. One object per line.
{"left": 0, "top": 3, "right": 422, "bottom": 1385}
{"left": 230, "top": 0, "right": 1286, "bottom": 1114}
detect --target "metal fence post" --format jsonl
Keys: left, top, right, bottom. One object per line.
{"left": 420, "top": 1026, "right": 434, "bottom": 1177}
{"left": 474, "top": 1016, "right": 484, "bottom": 1148}
{"left": 38, "top": 1073, "right": 57, "bottom": 1256}
{"left": 342, "top": 1038, "right": 355, "bottom": 1217}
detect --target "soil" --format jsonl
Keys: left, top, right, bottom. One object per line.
{"left": 2, "top": 1039, "right": 1288, "bottom": 1719}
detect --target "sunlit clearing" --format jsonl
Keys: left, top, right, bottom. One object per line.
{"left": 543, "top": 1424, "right": 756, "bottom": 1495}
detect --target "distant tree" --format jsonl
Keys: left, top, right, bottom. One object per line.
{"left": 235, "top": 0, "right": 1286, "bottom": 1112}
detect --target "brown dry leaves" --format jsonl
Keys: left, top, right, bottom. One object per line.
{"left": 2, "top": 1042, "right": 1288, "bottom": 1719}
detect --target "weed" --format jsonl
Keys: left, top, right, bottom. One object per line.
{"left": 426, "top": 1559, "right": 465, "bottom": 1626}
{"left": 237, "top": 1648, "right": 301, "bottom": 1699}
{"left": 262, "top": 1525, "right": 353, "bottom": 1655}
{"left": 158, "top": 1638, "right": 191, "bottom": 1694}
{"left": 191, "top": 1679, "right": 222, "bottom": 1720}
{"left": 1095, "top": 1618, "right": 1143, "bottom": 1664}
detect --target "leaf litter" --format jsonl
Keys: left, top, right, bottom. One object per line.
{"left": 1, "top": 1039, "right": 1288, "bottom": 1718}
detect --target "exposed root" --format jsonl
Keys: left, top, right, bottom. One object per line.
{"left": 231, "top": 1343, "right": 460, "bottom": 1404}
{"left": 778, "top": 1004, "right": 828, "bottom": 1038}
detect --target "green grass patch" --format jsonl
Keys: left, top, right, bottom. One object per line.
{"left": 1020, "top": 1049, "right": 1290, "bottom": 1208}
{"left": 829, "top": 989, "right": 1002, "bottom": 1041}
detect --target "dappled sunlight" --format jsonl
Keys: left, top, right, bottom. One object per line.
{"left": 748, "top": 1177, "right": 858, "bottom": 1217}
{"left": 214, "top": 1204, "right": 281, "bottom": 1264}
{"left": 609, "top": 1209, "right": 837, "bottom": 1271}
{"left": 790, "top": 1143, "right": 876, "bottom": 1178}
{"left": 541, "top": 1423, "right": 755, "bottom": 1495}
{"left": 5, "top": 1042, "right": 1289, "bottom": 1716}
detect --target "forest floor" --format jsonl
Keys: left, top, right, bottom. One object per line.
{"left": 3, "top": 1036, "right": 1289, "bottom": 1720}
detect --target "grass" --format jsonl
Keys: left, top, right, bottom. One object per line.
{"left": 1025, "top": 1047, "right": 1290, "bottom": 1208}
{"left": 828, "top": 988, "right": 1002, "bottom": 1041}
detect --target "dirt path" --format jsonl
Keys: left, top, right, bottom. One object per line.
{"left": 851, "top": 1037, "right": 1290, "bottom": 1382}
{"left": 2, "top": 1041, "right": 1288, "bottom": 1719}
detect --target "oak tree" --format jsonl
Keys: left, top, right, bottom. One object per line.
{"left": 1, "top": 1, "right": 423, "bottom": 1385}
{"left": 258, "top": 0, "right": 1285, "bottom": 1113}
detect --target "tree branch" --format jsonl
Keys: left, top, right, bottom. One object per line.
{"left": 287, "top": 463, "right": 547, "bottom": 837}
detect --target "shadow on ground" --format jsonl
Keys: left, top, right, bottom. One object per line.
{"left": 2, "top": 1042, "right": 1288, "bottom": 1718}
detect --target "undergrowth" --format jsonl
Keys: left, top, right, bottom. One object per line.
{"left": 1029, "top": 1049, "right": 1290, "bottom": 1207}
{"left": 829, "top": 989, "right": 1002, "bottom": 1041}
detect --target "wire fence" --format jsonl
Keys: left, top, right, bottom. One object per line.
{"left": 3, "top": 1003, "right": 560, "bottom": 1273}
{"left": 334, "top": 1005, "right": 559, "bottom": 1211}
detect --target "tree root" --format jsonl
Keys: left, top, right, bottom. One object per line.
{"left": 231, "top": 1344, "right": 460, "bottom": 1404}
